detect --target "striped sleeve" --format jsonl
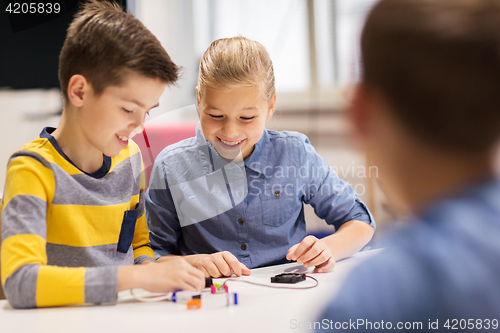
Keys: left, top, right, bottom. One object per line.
{"left": 131, "top": 152, "right": 155, "bottom": 264}
{"left": 1, "top": 155, "right": 118, "bottom": 308}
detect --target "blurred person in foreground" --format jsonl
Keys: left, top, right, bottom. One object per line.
{"left": 319, "top": 0, "right": 500, "bottom": 331}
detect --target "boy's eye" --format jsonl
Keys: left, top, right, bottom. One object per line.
{"left": 241, "top": 116, "right": 254, "bottom": 120}
{"left": 209, "top": 114, "right": 223, "bottom": 119}
{"left": 123, "top": 108, "right": 133, "bottom": 113}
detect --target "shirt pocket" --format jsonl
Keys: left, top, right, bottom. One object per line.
{"left": 117, "top": 207, "right": 138, "bottom": 253}
{"left": 260, "top": 184, "right": 297, "bottom": 227}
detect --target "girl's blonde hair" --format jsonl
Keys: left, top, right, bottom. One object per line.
{"left": 197, "top": 36, "right": 275, "bottom": 101}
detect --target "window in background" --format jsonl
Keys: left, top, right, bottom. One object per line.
{"left": 314, "top": 0, "right": 336, "bottom": 90}
{"left": 193, "top": 0, "right": 379, "bottom": 96}
{"left": 193, "top": 0, "right": 310, "bottom": 93}
{"left": 334, "top": 0, "right": 379, "bottom": 87}
{"left": 132, "top": 0, "right": 379, "bottom": 112}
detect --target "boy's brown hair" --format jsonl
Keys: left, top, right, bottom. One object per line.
{"left": 59, "top": 0, "right": 179, "bottom": 103}
{"left": 361, "top": 0, "right": 500, "bottom": 153}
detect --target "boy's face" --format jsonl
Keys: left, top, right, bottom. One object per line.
{"left": 77, "top": 72, "right": 166, "bottom": 157}
{"left": 350, "top": 84, "right": 415, "bottom": 213}
{"left": 197, "top": 85, "right": 276, "bottom": 161}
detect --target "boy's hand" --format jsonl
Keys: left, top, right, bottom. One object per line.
{"left": 146, "top": 258, "right": 205, "bottom": 291}
{"left": 195, "top": 251, "right": 251, "bottom": 278}
{"left": 119, "top": 257, "right": 205, "bottom": 293}
{"left": 286, "top": 235, "right": 335, "bottom": 273}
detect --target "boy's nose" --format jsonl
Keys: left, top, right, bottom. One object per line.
{"left": 129, "top": 124, "right": 144, "bottom": 139}
{"left": 129, "top": 112, "right": 145, "bottom": 132}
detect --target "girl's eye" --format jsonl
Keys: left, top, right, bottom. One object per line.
{"left": 123, "top": 108, "right": 133, "bottom": 113}
{"left": 241, "top": 117, "right": 254, "bottom": 120}
{"left": 209, "top": 114, "right": 223, "bottom": 119}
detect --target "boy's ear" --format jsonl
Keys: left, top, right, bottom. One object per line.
{"left": 67, "top": 74, "right": 88, "bottom": 108}
{"left": 350, "top": 83, "right": 373, "bottom": 141}
{"left": 266, "top": 92, "right": 277, "bottom": 121}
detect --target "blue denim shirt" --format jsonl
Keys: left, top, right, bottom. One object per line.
{"left": 145, "top": 124, "right": 374, "bottom": 269}
{"left": 319, "top": 178, "right": 500, "bottom": 330}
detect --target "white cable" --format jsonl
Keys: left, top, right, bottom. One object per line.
{"left": 130, "top": 289, "right": 172, "bottom": 302}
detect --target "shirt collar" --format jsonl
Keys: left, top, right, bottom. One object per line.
{"left": 415, "top": 175, "right": 500, "bottom": 223}
{"left": 243, "top": 129, "right": 273, "bottom": 176}
{"left": 40, "top": 127, "right": 112, "bottom": 179}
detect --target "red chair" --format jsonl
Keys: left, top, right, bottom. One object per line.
{"left": 132, "top": 122, "right": 198, "bottom": 188}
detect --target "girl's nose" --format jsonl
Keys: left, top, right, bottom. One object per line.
{"left": 222, "top": 121, "right": 239, "bottom": 138}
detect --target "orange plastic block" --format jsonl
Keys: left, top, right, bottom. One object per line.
{"left": 186, "top": 299, "right": 202, "bottom": 310}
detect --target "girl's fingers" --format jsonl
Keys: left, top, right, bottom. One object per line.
{"left": 290, "top": 236, "right": 318, "bottom": 261}
{"left": 240, "top": 263, "right": 252, "bottom": 276}
{"left": 297, "top": 245, "right": 322, "bottom": 264}
{"left": 200, "top": 266, "right": 211, "bottom": 278}
{"left": 198, "top": 252, "right": 250, "bottom": 278}
{"left": 222, "top": 252, "right": 243, "bottom": 276}
{"left": 212, "top": 254, "right": 233, "bottom": 277}
{"left": 286, "top": 244, "right": 299, "bottom": 260}
{"left": 304, "top": 249, "right": 331, "bottom": 268}
{"left": 313, "top": 256, "right": 336, "bottom": 273}
{"left": 201, "top": 260, "right": 223, "bottom": 278}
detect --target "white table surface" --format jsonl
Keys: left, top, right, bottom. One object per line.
{"left": 0, "top": 250, "right": 381, "bottom": 333}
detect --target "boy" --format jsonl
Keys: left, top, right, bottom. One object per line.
{"left": 320, "top": 0, "right": 500, "bottom": 328}
{"left": 1, "top": 0, "right": 204, "bottom": 309}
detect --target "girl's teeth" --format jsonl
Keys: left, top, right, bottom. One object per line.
{"left": 221, "top": 139, "right": 241, "bottom": 146}
{"left": 118, "top": 135, "right": 128, "bottom": 142}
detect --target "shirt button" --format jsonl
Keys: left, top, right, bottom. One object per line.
{"left": 238, "top": 218, "right": 244, "bottom": 225}
{"left": 241, "top": 244, "right": 247, "bottom": 250}
{"left": 274, "top": 191, "right": 281, "bottom": 197}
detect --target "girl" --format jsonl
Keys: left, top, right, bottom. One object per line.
{"left": 145, "top": 37, "right": 375, "bottom": 277}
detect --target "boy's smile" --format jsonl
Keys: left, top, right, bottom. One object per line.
{"left": 197, "top": 85, "right": 276, "bottom": 161}
{"left": 116, "top": 134, "right": 130, "bottom": 147}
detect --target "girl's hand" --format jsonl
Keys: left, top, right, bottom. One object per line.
{"left": 286, "top": 235, "right": 336, "bottom": 273}
{"left": 195, "top": 251, "right": 251, "bottom": 278}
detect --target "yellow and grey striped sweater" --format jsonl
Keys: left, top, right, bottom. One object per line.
{"left": 1, "top": 127, "right": 155, "bottom": 308}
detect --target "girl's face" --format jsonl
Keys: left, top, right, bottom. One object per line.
{"left": 197, "top": 85, "right": 276, "bottom": 161}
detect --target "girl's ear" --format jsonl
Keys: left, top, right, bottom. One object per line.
{"left": 195, "top": 87, "right": 200, "bottom": 116}
{"left": 195, "top": 86, "right": 201, "bottom": 108}
{"left": 67, "top": 74, "right": 88, "bottom": 107}
{"left": 266, "top": 92, "right": 277, "bottom": 121}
